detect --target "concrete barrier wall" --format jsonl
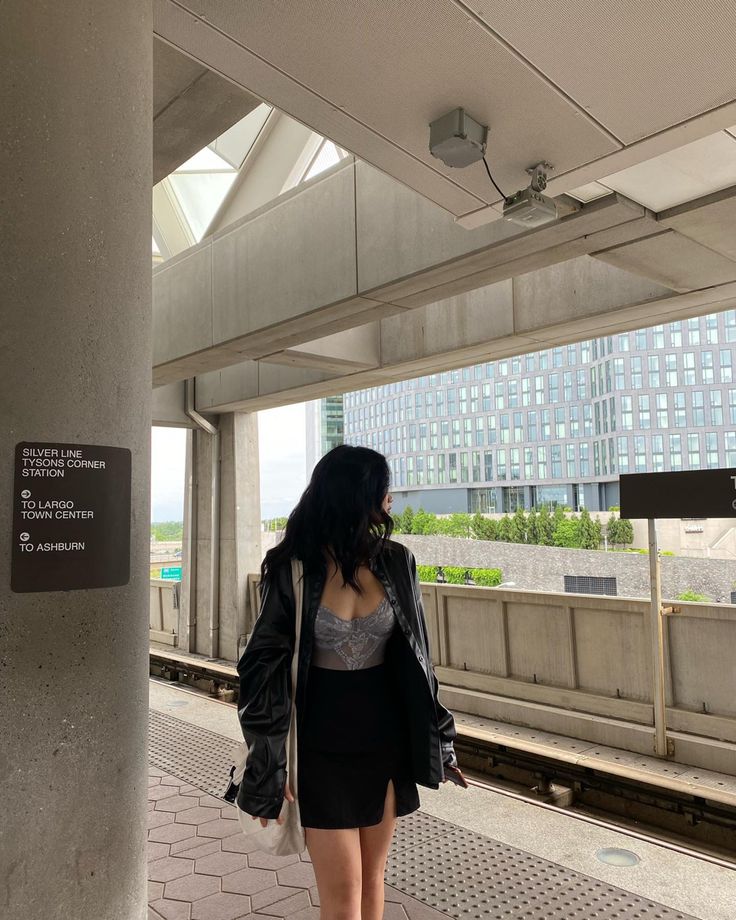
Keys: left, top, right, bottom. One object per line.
{"left": 149, "top": 579, "right": 180, "bottom": 646}
{"left": 244, "top": 559, "right": 736, "bottom": 774}
{"left": 419, "top": 580, "right": 736, "bottom": 774}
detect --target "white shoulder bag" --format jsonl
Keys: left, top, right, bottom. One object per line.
{"left": 225, "top": 557, "right": 306, "bottom": 855}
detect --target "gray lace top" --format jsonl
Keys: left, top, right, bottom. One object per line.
{"left": 312, "top": 595, "right": 396, "bottom": 670}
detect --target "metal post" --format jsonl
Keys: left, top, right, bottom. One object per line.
{"left": 648, "top": 518, "right": 668, "bottom": 757}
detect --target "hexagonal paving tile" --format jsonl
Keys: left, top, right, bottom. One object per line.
{"left": 221, "top": 834, "right": 264, "bottom": 855}
{"left": 285, "top": 908, "right": 320, "bottom": 920}
{"left": 163, "top": 872, "right": 220, "bottom": 903}
{"left": 175, "top": 805, "right": 223, "bottom": 825}
{"left": 170, "top": 836, "right": 206, "bottom": 855}
{"left": 250, "top": 887, "right": 303, "bottom": 912}
{"left": 175, "top": 839, "right": 223, "bottom": 860}
{"left": 275, "top": 863, "right": 315, "bottom": 889}
{"left": 149, "top": 880, "right": 165, "bottom": 901}
{"left": 221, "top": 867, "right": 277, "bottom": 895}
{"left": 190, "top": 892, "right": 251, "bottom": 919}
{"left": 257, "top": 889, "right": 311, "bottom": 917}
{"left": 157, "top": 795, "right": 206, "bottom": 813}
{"left": 247, "top": 852, "right": 300, "bottom": 870}
{"left": 149, "top": 897, "right": 192, "bottom": 920}
{"left": 149, "top": 785, "right": 183, "bottom": 802}
{"left": 150, "top": 823, "right": 203, "bottom": 845}
{"left": 195, "top": 852, "right": 250, "bottom": 877}
{"left": 197, "top": 818, "right": 243, "bottom": 839}
{"left": 149, "top": 811, "right": 176, "bottom": 830}
{"left": 148, "top": 856, "right": 195, "bottom": 883}
{"left": 148, "top": 842, "right": 171, "bottom": 862}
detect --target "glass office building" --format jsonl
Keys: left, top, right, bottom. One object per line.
{"left": 342, "top": 310, "right": 736, "bottom": 513}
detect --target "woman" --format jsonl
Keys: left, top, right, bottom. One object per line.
{"left": 236, "top": 444, "right": 467, "bottom": 920}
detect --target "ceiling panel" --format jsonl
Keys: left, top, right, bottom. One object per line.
{"left": 168, "top": 0, "right": 618, "bottom": 213}
{"left": 598, "top": 132, "right": 736, "bottom": 212}
{"left": 473, "top": 1, "right": 736, "bottom": 144}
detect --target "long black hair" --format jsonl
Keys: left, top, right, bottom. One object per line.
{"left": 261, "top": 444, "right": 394, "bottom": 593}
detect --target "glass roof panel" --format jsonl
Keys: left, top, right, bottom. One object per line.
{"left": 304, "top": 141, "right": 343, "bottom": 181}
{"left": 210, "top": 103, "right": 272, "bottom": 168}
{"left": 175, "top": 147, "right": 234, "bottom": 172}
{"left": 168, "top": 172, "right": 238, "bottom": 240}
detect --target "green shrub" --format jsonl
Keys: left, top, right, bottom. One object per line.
{"left": 676, "top": 589, "right": 711, "bottom": 602}
{"left": 416, "top": 565, "right": 502, "bottom": 586}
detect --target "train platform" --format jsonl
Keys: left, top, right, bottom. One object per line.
{"left": 147, "top": 680, "right": 736, "bottom": 920}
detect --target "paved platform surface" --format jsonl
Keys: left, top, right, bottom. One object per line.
{"left": 147, "top": 702, "right": 717, "bottom": 920}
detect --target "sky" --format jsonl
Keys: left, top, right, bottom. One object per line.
{"left": 150, "top": 403, "right": 307, "bottom": 523}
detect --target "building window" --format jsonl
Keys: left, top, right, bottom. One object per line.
{"left": 497, "top": 449, "right": 507, "bottom": 480}
{"left": 451, "top": 419, "right": 461, "bottom": 447}
{"left": 524, "top": 447, "right": 534, "bottom": 479}
{"left": 725, "top": 310, "right": 736, "bottom": 343}
{"left": 500, "top": 414, "right": 510, "bottom": 444}
{"left": 508, "top": 380, "right": 519, "bottom": 407}
{"left": 652, "top": 325, "right": 665, "bottom": 348}
{"left": 510, "top": 448, "right": 521, "bottom": 480}
{"left": 706, "top": 432, "right": 719, "bottom": 468}
{"left": 579, "top": 442, "right": 590, "bottom": 477}
{"left": 638, "top": 394, "right": 651, "bottom": 429}
{"left": 683, "top": 352, "right": 696, "bottom": 385}
{"left": 687, "top": 433, "right": 700, "bottom": 468}
{"left": 702, "top": 351, "right": 714, "bottom": 385}
{"left": 617, "top": 333, "right": 630, "bottom": 351}
{"left": 475, "top": 416, "right": 484, "bottom": 446}
{"left": 706, "top": 314, "right": 718, "bottom": 345}
{"left": 669, "top": 434, "right": 682, "bottom": 471}
{"left": 618, "top": 436, "right": 629, "bottom": 473}
{"left": 674, "top": 391, "right": 687, "bottom": 427}
{"left": 720, "top": 350, "right": 733, "bottom": 383}
{"left": 527, "top": 410, "right": 537, "bottom": 441}
{"left": 449, "top": 452, "right": 457, "bottom": 483}
{"left": 463, "top": 418, "right": 473, "bottom": 447}
{"left": 648, "top": 354, "right": 660, "bottom": 387}
{"left": 551, "top": 444, "right": 562, "bottom": 478}
{"left": 555, "top": 407, "right": 566, "bottom": 438}
{"left": 537, "top": 445, "right": 547, "bottom": 478}
{"left": 460, "top": 452, "right": 469, "bottom": 483}
{"left": 669, "top": 321, "right": 682, "bottom": 347}
{"left": 652, "top": 434, "right": 665, "bottom": 472}
{"left": 631, "top": 356, "right": 643, "bottom": 388}
{"left": 438, "top": 454, "right": 446, "bottom": 483}
{"left": 710, "top": 390, "right": 724, "bottom": 426}
{"left": 495, "top": 382, "right": 505, "bottom": 409}
{"left": 487, "top": 416, "right": 497, "bottom": 444}
{"left": 570, "top": 406, "right": 580, "bottom": 437}
{"left": 635, "top": 330, "right": 647, "bottom": 350}
{"left": 656, "top": 393, "right": 668, "bottom": 428}
{"left": 482, "top": 383, "right": 491, "bottom": 411}
{"left": 692, "top": 391, "right": 705, "bottom": 426}
{"left": 613, "top": 358, "right": 625, "bottom": 389}
{"left": 513, "top": 412, "right": 524, "bottom": 442}
{"left": 634, "top": 436, "right": 647, "bottom": 473}
{"left": 541, "top": 409, "right": 551, "bottom": 440}
{"left": 688, "top": 317, "right": 701, "bottom": 345}
{"left": 665, "top": 353, "right": 678, "bottom": 387}
{"left": 549, "top": 374, "right": 559, "bottom": 403}
{"left": 484, "top": 450, "right": 493, "bottom": 481}
{"left": 726, "top": 431, "right": 736, "bottom": 466}
{"left": 566, "top": 443, "right": 576, "bottom": 477}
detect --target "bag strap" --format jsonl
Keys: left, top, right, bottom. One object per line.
{"left": 285, "top": 558, "right": 303, "bottom": 796}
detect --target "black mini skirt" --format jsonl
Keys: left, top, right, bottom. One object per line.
{"left": 296, "top": 662, "right": 420, "bottom": 829}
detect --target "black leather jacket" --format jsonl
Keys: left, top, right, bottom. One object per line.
{"left": 235, "top": 539, "right": 458, "bottom": 819}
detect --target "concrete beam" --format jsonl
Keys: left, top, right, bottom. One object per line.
{"left": 153, "top": 160, "right": 663, "bottom": 386}
{"left": 153, "top": 37, "right": 260, "bottom": 184}
{"left": 196, "top": 258, "right": 736, "bottom": 413}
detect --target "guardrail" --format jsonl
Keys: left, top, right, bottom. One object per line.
{"left": 150, "top": 579, "right": 180, "bottom": 646}
{"left": 243, "top": 574, "right": 736, "bottom": 774}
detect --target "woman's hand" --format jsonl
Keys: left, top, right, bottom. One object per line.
{"left": 250, "top": 781, "right": 295, "bottom": 827}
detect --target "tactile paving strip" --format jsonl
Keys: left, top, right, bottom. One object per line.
{"left": 149, "top": 710, "right": 699, "bottom": 920}
{"left": 149, "top": 709, "right": 238, "bottom": 797}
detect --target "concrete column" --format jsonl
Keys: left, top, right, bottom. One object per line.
{"left": 181, "top": 413, "right": 261, "bottom": 660}
{"left": 1, "top": 4, "right": 151, "bottom": 920}
{"left": 218, "top": 413, "right": 262, "bottom": 661}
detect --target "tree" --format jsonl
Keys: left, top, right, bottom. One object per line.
{"left": 526, "top": 508, "right": 540, "bottom": 545}
{"left": 411, "top": 509, "right": 440, "bottom": 535}
{"left": 471, "top": 512, "right": 498, "bottom": 541}
{"left": 497, "top": 514, "right": 512, "bottom": 542}
{"left": 578, "top": 508, "right": 599, "bottom": 550}
{"left": 509, "top": 507, "right": 527, "bottom": 543}
{"left": 553, "top": 515, "right": 581, "bottom": 548}
{"left": 617, "top": 518, "right": 634, "bottom": 548}
{"left": 537, "top": 505, "right": 554, "bottom": 545}
{"left": 606, "top": 514, "right": 620, "bottom": 548}
{"left": 399, "top": 505, "right": 415, "bottom": 534}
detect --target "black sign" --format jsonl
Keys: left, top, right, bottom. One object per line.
{"left": 620, "top": 468, "right": 736, "bottom": 520}
{"left": 11, "top": 441, "right": 131, "bottom": 592}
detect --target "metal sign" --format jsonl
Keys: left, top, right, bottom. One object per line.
{"left": 11, "top": 441, "right": 131, "bottom": 592}
{"left": 620, "top": 467, "right": 736, "bottom": 520}
{"left": 160, "top": 566, "right": 182, "bottom": 580}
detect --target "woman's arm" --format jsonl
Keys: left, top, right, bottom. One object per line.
{"left": 235, "top": 564, "right": 295, "bottom": 818}
{"left": 405, "top": 547, "right": 459, "bottom": 770}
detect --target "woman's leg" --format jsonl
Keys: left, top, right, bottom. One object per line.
{"left": 358, "top": 778, "right": 397, "bottom": 920}
{"left": 305, "top": 825, "right": 363, "bottom": 920}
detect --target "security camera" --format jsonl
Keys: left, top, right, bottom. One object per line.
{"left": 503, "top": 162, "right": 558, "bottom": 228}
